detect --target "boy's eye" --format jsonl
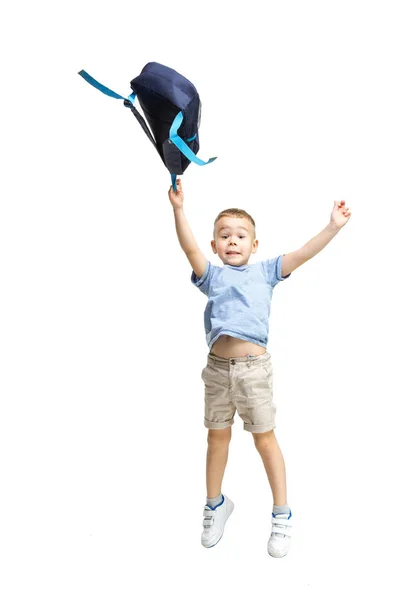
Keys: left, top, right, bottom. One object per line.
{"left": 222, "top": 235, "right": 245, "bottom": 238}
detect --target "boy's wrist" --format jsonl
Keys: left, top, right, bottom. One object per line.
{"left": 327, "top": 221, "right": 340, "bottom": 234}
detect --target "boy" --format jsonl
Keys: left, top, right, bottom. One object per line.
{"left": 168, "top": 179, "right": 351, "bottom": 557}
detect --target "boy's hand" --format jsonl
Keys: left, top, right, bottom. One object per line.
{"left": 330, "top": 200, "right": 351, "bottom": 229}
{"left": 168, "top": 178, "right": 184, "bottom": 210}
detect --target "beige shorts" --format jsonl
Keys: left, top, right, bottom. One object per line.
{"left": 201, "top": 350, "right": 276, "bottom": 434}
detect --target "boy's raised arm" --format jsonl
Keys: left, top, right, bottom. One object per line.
{"left": 168, "top": 179, "right": 207, "bottom": 279}
{"left": 281, "top": 200, "right": 352, "bottom": 277}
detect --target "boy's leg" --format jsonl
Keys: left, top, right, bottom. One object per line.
{"left": 252, "top": 430, "right": 287, "bottom": 506}
{"left": 206, "top": 427, "right": 232, "bottom": 498}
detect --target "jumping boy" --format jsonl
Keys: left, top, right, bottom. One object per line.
{"left": 168, "top": 179, "right": 351, "bottom": 557}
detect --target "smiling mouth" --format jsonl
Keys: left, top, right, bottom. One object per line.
{"left": 227, "top": 252, "right": 240, "bottom": 255}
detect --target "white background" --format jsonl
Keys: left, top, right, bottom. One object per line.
{"left": 1, "top": 1, "right": 399, "bottom": 598}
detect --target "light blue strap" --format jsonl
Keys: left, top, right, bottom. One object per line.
{"left": 169, "top": 112, "right": 216, "bottom": 166}
{"left": 171, "top": 174, "right": 177, "bottom": 192}
{"left": 78, "top": 70, "right": 136, "bottom": 104}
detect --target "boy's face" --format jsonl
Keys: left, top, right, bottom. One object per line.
{"left": 211, "top": 216, "right": 258, "bottom": 266}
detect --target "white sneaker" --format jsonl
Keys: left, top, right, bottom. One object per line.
{"left": 201, "top": 494, "right": 234, "bottom": 548}
{"left": 267, "top": 510, "right": 292, "bottom": 558}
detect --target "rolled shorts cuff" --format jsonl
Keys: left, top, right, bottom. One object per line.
{"left": 243, "top": 422, "right": 275, "bottom": 433}
{"left": 204, "top": 417, "right": 234, "bottom": 429}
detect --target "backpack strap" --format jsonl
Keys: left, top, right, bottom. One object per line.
{"left": 169, "top": 111, "right": 217, "bottom": 167}
{"left": 78, "top": 70, "right": 136, "bottom": 102}
{"left": 123, "top": 102, "right": 159, "bottom": 153}
{"left": 78, "top": 70, "right": 160, "bottom": 155}
{"left": 169, "top": 111, "right": 217, "bottom": 191}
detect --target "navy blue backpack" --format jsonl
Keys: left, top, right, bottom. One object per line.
{"left": 78, "top": 62, "right": 216, "bottom": 190}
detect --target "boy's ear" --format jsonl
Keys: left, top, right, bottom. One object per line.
{"left": 211, "top": 240, "right": 217, "bottom": 253}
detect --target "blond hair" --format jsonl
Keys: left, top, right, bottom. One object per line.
{"left": 213, "top": 208, "right": 256, "bottom": 240}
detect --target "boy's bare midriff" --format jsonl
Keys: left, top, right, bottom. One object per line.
{"left": 210, "top": 335, "right": 267, "bottom": 359}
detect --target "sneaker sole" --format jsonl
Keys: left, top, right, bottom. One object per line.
{"left": 268, "top": 550, "right": 288, "bottom": 558}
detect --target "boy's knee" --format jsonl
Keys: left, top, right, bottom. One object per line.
{"left": 252, "top": 429, "right": 275, "bottom": 447}
{"left": 207, "top": 427, "right": 232, "bottom": 444}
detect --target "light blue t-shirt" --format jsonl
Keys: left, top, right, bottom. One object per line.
{"left": 191, "top": 255, "right": 291, "bottom": 350}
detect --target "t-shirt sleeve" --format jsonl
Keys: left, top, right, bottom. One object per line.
{"left": 191, "top": 260, "right": 215, "bottom": 296}
{"left": 261, "top": 254, "right": 291, "bottom": 287}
